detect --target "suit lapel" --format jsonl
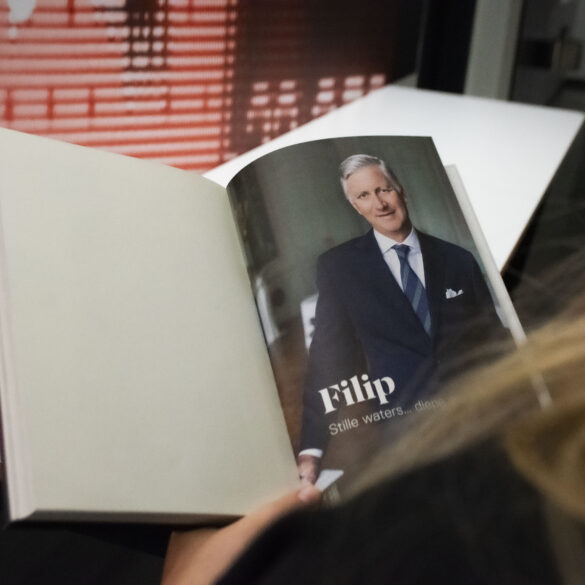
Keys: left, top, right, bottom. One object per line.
{"left": 418, "top": 231, "right": 445, "bottom": 340}
{"left": 355, "top": 231, "right": 430, "bottom": 339}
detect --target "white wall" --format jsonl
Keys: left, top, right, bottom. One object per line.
{"left": 464, "top": 0, "right": 524, "bottom": 99}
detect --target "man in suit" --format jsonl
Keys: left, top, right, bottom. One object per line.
{"left": 298, "top": 154, "right": 504, "bottom": 484}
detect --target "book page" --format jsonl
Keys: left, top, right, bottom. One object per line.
{"left": 225, "top": 136, "right": 520, "bottom": 495}
{"left": 0, "top": 128, "right": 297, "bottom": 522}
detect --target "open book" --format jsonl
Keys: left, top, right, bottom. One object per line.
{"left": 0, "top": 131, "right": 522, "bottom": 524}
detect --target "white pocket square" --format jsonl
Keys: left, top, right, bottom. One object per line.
{"left": 445, "top": 288, "right": 464, "bottom": 299}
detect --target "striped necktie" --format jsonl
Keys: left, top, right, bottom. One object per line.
{"left": 393, "top": 244, "right": 431, "bottom": 334}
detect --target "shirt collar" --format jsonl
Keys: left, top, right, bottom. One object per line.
{"left": 373, "top": 228, "right": 420, "bottom": 255}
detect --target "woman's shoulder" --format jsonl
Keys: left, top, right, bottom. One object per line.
{"left": 219, "top": 441, "right": 561, "bottom": 585}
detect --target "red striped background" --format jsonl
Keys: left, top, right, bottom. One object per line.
{"left": 0, "top": 1, "right": 385, "bottom": 170}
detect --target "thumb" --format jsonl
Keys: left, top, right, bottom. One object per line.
{"left": 238, "top": 484, "right": 321, "bottom": 533}
{"left": 162, "top": 487, "right": 321, "bottom": 585}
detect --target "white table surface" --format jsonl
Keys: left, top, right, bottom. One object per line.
{"left": 205, "top": 85, "right": 584, "bottom": 270}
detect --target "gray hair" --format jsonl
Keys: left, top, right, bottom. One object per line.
{"left": 339, "top": 154, "right": 404, "bottom": 198}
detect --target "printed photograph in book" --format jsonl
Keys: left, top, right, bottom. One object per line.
{"left": 226, "top": 136, "right": 514, "bottom": 492}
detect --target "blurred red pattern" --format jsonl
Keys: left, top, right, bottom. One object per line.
{"left": 0, "top": 0, "right": 386, "bottom": 171}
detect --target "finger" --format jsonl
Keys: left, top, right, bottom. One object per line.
{"left": 236, "top": 485, "right": 321, "bottom": 533}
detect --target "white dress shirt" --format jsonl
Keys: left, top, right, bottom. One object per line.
{"left": 373, "top": 228, "right": 426, "bottom": 289}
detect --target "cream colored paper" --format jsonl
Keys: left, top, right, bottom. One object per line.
{"left": 0, "top": 129, "right": 297, "bottom": 522}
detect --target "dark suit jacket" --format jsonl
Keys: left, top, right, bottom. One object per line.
{"left": 300, "top": 230, "right": 504, "bottom": 451}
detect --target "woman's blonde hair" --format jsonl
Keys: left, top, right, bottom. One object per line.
{"left": 349, "top": 260, "right": 585, "bottom": 523}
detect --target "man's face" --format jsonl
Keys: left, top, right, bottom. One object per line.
{"left": 344, "top": 165, "right": 411, "bottom": 241}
